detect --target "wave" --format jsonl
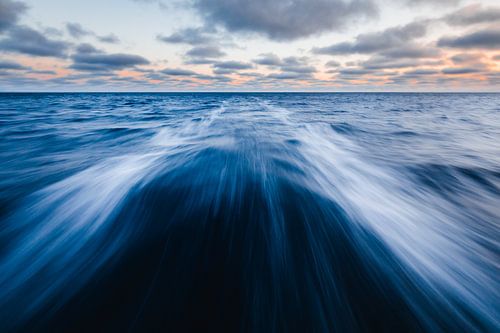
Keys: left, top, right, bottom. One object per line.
{"left": 0, "top": 97, "right": 498, "bottom": 332}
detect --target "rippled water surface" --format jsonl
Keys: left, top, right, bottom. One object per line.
{"left": 0, "top": 93, "right": 499, "bottom": 332}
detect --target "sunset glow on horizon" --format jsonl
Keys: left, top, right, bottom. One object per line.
{"left": 0, "top": 0, "right": 499, "bottom": 91}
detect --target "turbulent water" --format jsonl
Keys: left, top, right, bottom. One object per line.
{"left": 0, "top": 93, "right": 499, "bottom": 332}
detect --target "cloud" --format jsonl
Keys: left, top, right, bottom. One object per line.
{"left": 438, "top": 28, "right": 500, "bottom": 49}
{"left": 70, "top": 44, "right": 150, "bottom": 71}
{"left": 253, "top": 54, "right": 313, "bottom": 68}
{"left": 157, "top": 67, "right": 233, "bottom": 84}
{"left": 75, "top": 43, "right": 101, "bottom": 54}
{"left": 445, "top": 4, "right": 500, "bottom": 26}
{"left": 0, "top": 25, "right": 70, "bottom": 57}
{"left": 72, "top": 54, "right": 149, "bottom": 71}
{"left": 280, "top": 65, "right": 316, "bottom": 73}
{"left": 32, "top": 69, "right": 56, "bottom": 75}
{"left": 66, "top": 22, "right": 120, "bottom": 44}
{"left": 194, "top": 0, "right": 377, "bottom": 41}
{"left": 253, "top": 54, "right": 317, "bottom": 78}
{"left": 403, "top": 69, "right": 439, "bottom": 75}
{"left": 253, "top": 53, "right": 282, "bottom": 66}
{"left": 313, "top": 21, "right": 427, "bottom": 55}
{"left": 66, "top": 22, "right": 92, "bottom": 39}
{"left": 360, "top": 56, "right": 442, "bottom": 70}
{"left": 253, "top": 53, "right": 316, "bottom": 80}
{"left": 450, "top": 53, "right": 485, "bottom": 64}
{"left": 378, "top": 45, "right": 441, "bottom": 59}
{"left": 312, "top": 20, "right": 443, "bottom": 80}
{"left": 186, "top": 45, "right": 225, "bottom": 59}
{"left": 212, "top": 68, "right": 232, "bottom": 75}
{"left": 267, "top": 72, "right": 305, "bottom": 80}
{"left": 98, "top": 34, "right": 120, "bottom": 44}
{"left": 442, "top": 67, "right": 482, "bottom": 74}
{"left": 0, "top": 0, "right": 26, "bottom": 33}
{"left": 338, "top": 68, "right": 374, "bottom": 75}
{"left": 0, "top": 59, "right": 27, "bottom": 70}
{"left": 334, "top": 45, "right": 444, "bottom": 79}
{"left": 161, "top": 68, "right": 198, "bottom": 76}
{"left": 210, "top": 60, "right": 253, "bottom": 75}
{"left": 403, "top": 0, "right": 460, "bottom": 6}
{"left": 157, "top": 27, "right": 214, "bottom": 45}
{"left": 184, "top": 45, "right": 227, "bottom": 64}
{"left": 213, "top": 61, "right": 253, "bottom": 70}
{"left": 3, "top": 0, "right": 496, "bottom": 90}
{"left": 281, "top": 56, "right": 311, "bottom": 67}
{"left": 325, "top": 60, "right": 341, "bottom": 68}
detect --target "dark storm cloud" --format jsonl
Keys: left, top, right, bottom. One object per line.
{"left": 0, "top": 0, "right": 26, "bottom": 33}
{"left": 445, "top": 4, "right": 500, "bottom": 26}
{"left": 194, "top": 0, "right": 377, "bottom": 41}
{"left": 313, "top": 21, "right": 427, "bottom": 55}
{"left": 157, "top": 27, "right": 214, "bottom": 45}
{"left": 0, "top": 59, "right": 27, "bottom": 70}
{"left": 186, "top": 45, "right": 226, "bottom": 59}
{"left": 66, "top": 23, "right": 92, "bottom": 39}
{"left": 0, "top": 25, "right": 70, "bottom": 57}
{"left": 438, "top": 28, "right": 500, "bottom": 49}
{"left": 70, "top": 45, "right": 150, "bottom": 72}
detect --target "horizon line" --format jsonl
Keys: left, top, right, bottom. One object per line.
{"left": 1, "top": 91, "right": 499, "bottom": 94}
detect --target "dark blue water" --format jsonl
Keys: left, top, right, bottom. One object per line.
{"left": 0, "top": 93, "right": 499, "bottom": 332}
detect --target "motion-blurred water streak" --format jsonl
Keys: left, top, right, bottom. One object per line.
{"left": 0, "top": 93, "right": 499, "bottom": 332}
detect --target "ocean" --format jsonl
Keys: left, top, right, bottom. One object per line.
{"left": 0, "top": 93, "right": 499, "bottom": 332}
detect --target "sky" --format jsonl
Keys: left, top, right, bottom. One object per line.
{"left": 0, "top": 0, "right": 499, "bottom": 91}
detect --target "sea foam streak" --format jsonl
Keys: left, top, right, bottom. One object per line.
{"left": 0, "top": 93, "right": 498, "bottom": 332}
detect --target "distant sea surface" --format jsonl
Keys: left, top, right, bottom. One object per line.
{"left": 0, "top": 93, "right": 499, "bottom": 332}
